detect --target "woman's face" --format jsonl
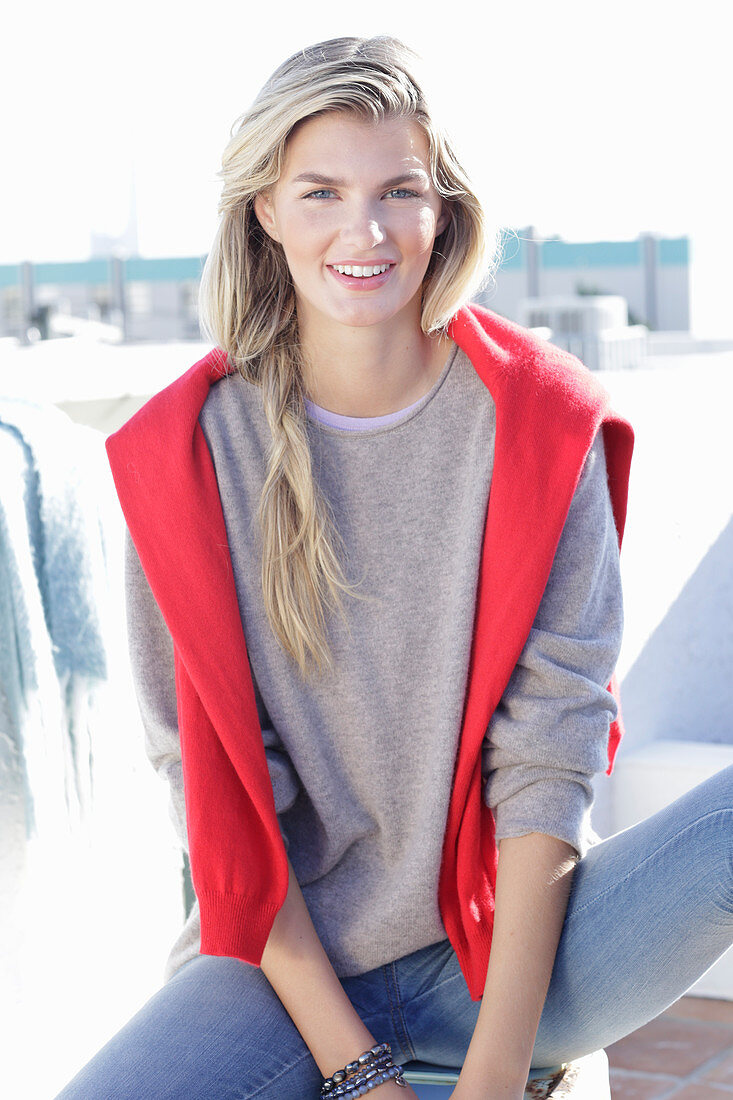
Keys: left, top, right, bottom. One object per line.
{"left": 254, "top": 112, "right": 449, "bottom": 340}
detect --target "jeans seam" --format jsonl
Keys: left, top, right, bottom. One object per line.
{"left": 383, "top": 963, "right": 416, "bottom": 1062}
{"left": 401, "top": 965, "right": 468, "bottom": 1010}
{"left": 568, "top": 807, "right": 733, "bottom": 922}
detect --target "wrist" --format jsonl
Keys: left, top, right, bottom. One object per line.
{"left": 453, "top": 1081, "right": 524, "bottom": 1100}
{"left": 456, "top": 1060, "right": 527, "bottom": 1099}
{"left": 317, "top": 1025, "right": 379, "bottom": 1079}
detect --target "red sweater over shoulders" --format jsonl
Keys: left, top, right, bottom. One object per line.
{"left": 106, "top": 304, "right": 634, "bottom": 1000}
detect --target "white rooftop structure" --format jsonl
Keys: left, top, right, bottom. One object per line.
{"left": 519, "top": 294, "right": 648, "bottom": 371}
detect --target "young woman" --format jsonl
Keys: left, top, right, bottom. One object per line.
{"left": 57, "top": 35, "right": 733, "bottom": 1100}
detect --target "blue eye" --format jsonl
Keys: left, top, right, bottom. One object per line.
{"left": 385, "top": 188, "right": 418, "bottom": 199}
{"left": 304, "top": 189, "right": 335, "bottom": 200}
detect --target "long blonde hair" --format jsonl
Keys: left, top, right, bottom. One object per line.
{"left": 199, "top": 36, "right": 496, "bottom": 677}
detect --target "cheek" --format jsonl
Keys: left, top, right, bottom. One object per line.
{"left": 276, "top": 207, "right": 327, "bottom": 257}
{"left": 411, "top": 208, "right": 444, "bottom": 254}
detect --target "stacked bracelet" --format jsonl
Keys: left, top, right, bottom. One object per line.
{"left": 321, "top": 1042, "right": 406, "bottom": 1098}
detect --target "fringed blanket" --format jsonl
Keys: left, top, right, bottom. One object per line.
{"left": 0, "top": 399, "right": 114, "bottom": 836}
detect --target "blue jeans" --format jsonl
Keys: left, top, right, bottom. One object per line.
{"left": 56, "top": 766, "right": 733, "bottom": 1099}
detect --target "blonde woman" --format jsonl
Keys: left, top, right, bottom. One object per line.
{"left": 57, "top": 36, "right": 733, "bottom": 1100}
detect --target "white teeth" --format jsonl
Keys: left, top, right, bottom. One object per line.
{"left": 332, "top": 263, "right": 390, "bottom": 277}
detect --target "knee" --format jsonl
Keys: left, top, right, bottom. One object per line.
{"left": 691, "top": 767, "right": 733, "bottom": 915}
{"left": 679, "top": 763, "right": 733, "bottom": 828}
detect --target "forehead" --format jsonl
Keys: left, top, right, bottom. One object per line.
{"left": 281, "top": 113, "right": 431, "bottom": 179}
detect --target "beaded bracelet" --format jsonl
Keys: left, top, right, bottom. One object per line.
{"left": 321, "top": 1043, "right": 389, "bottom": 1094}
{"left": 321, "top": 1043, "right": 406, "bottom": 1097}
{"left": 328, "top": 1056, "right": 400, "bottom": 1099}
{"left": 337, "top": 1063, "right": 404, "bottom": 1099}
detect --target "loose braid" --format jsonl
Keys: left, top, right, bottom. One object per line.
{"left": 257, "top": 333, "right": 358, "bottom": 677}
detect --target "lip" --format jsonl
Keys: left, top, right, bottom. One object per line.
{"left": 329, "top": 260, "right": 397, "bottom": 266}
{"left": 327, "top": 263, "right": 395, "bottom": 290}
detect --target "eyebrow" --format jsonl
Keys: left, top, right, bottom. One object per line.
{"left": 289, "top": 169, "right": 429, "bottom": 188}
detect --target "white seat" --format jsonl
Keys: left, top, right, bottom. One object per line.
{"left": 403, "top": 1048, "right": 611, "bottom": 1098}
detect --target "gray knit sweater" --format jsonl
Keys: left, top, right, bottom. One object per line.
{"left": 125, "top": 343, "right": 623, "bottom": 980}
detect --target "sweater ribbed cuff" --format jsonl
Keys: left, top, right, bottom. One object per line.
{"left": 198, "top": 890, "right": 283, "bottom": 966}
{"left": 491, "top": 777, "right": 593, "bottom": 858}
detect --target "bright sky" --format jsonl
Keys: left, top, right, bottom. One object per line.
{"left": 3, "top": 0, "right": 729, "bottom": 334}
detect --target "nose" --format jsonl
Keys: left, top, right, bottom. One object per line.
{"left": 340, "top": 200, "right": 386, "bottom": 252}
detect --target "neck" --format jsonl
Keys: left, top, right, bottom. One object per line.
{"left": 299, "top": 311, "right": 453, "bottom": 418}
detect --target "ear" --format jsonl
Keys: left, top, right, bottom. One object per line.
{"left": 253, "top": 191, "right": 280, "bottom": 242}
{"left": 436, "top": 201, "right": 451, "bottom": 236}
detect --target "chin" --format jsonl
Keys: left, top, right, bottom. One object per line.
{"left": 332, "top": 298, "right": 412, "bottom": 330}
{"left": 337, "top": 311, "right": 393, "bottom": 329}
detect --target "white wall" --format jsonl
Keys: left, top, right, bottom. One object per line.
{"left": 656, "top": 264, "right": 691, "bottom": 330}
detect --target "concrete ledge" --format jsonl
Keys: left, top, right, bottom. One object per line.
{"left": 542, "top": 1050, "right": 610, "bottom": 1098}
{"left": 611, "top": 740, "right": 733, "bottom": 833}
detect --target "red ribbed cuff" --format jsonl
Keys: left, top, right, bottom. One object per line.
{"left": 198, "top": 891, "right": 283, "bottom": 966}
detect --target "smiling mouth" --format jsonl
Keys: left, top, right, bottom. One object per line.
{"left": 330, "top": 263, "right": 392, "bottom": 278}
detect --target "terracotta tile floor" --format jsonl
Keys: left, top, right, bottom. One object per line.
{"left": 608, "top": 997, "right": 733, "bottom": 1098}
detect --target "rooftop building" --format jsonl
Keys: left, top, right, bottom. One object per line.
{"left": 0, "top": 231, "right": 691, "bottom": 347}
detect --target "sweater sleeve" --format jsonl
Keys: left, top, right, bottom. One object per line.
{"left": 481, "top": 430, "right": 623, "bottom": 858}
{"left": 124, "top": 530, "right": 301, "bottom": 850}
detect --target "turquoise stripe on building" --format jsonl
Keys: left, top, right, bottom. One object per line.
{"left": 495, "top": 236, "right": 646, "bottom": 273}
{"left": 540, "top": 239, "right": 642, "bottom": 269}
{"left": 494, "top": 235, "right": 689, "bottom": 272}
{"left": 0, "top": 256, "right": 207, "bottom": 287}
{"left": 659, "top": 237, "right": 689, "bottom": 265}
{"left": 125, "top": 256, "right": 206, "bottom": 282}
{"left": 34, "top": 260, "right": 110, "bottom": 285}
{"left": 0, "top": 265, "right": 20, "bottom": 288}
